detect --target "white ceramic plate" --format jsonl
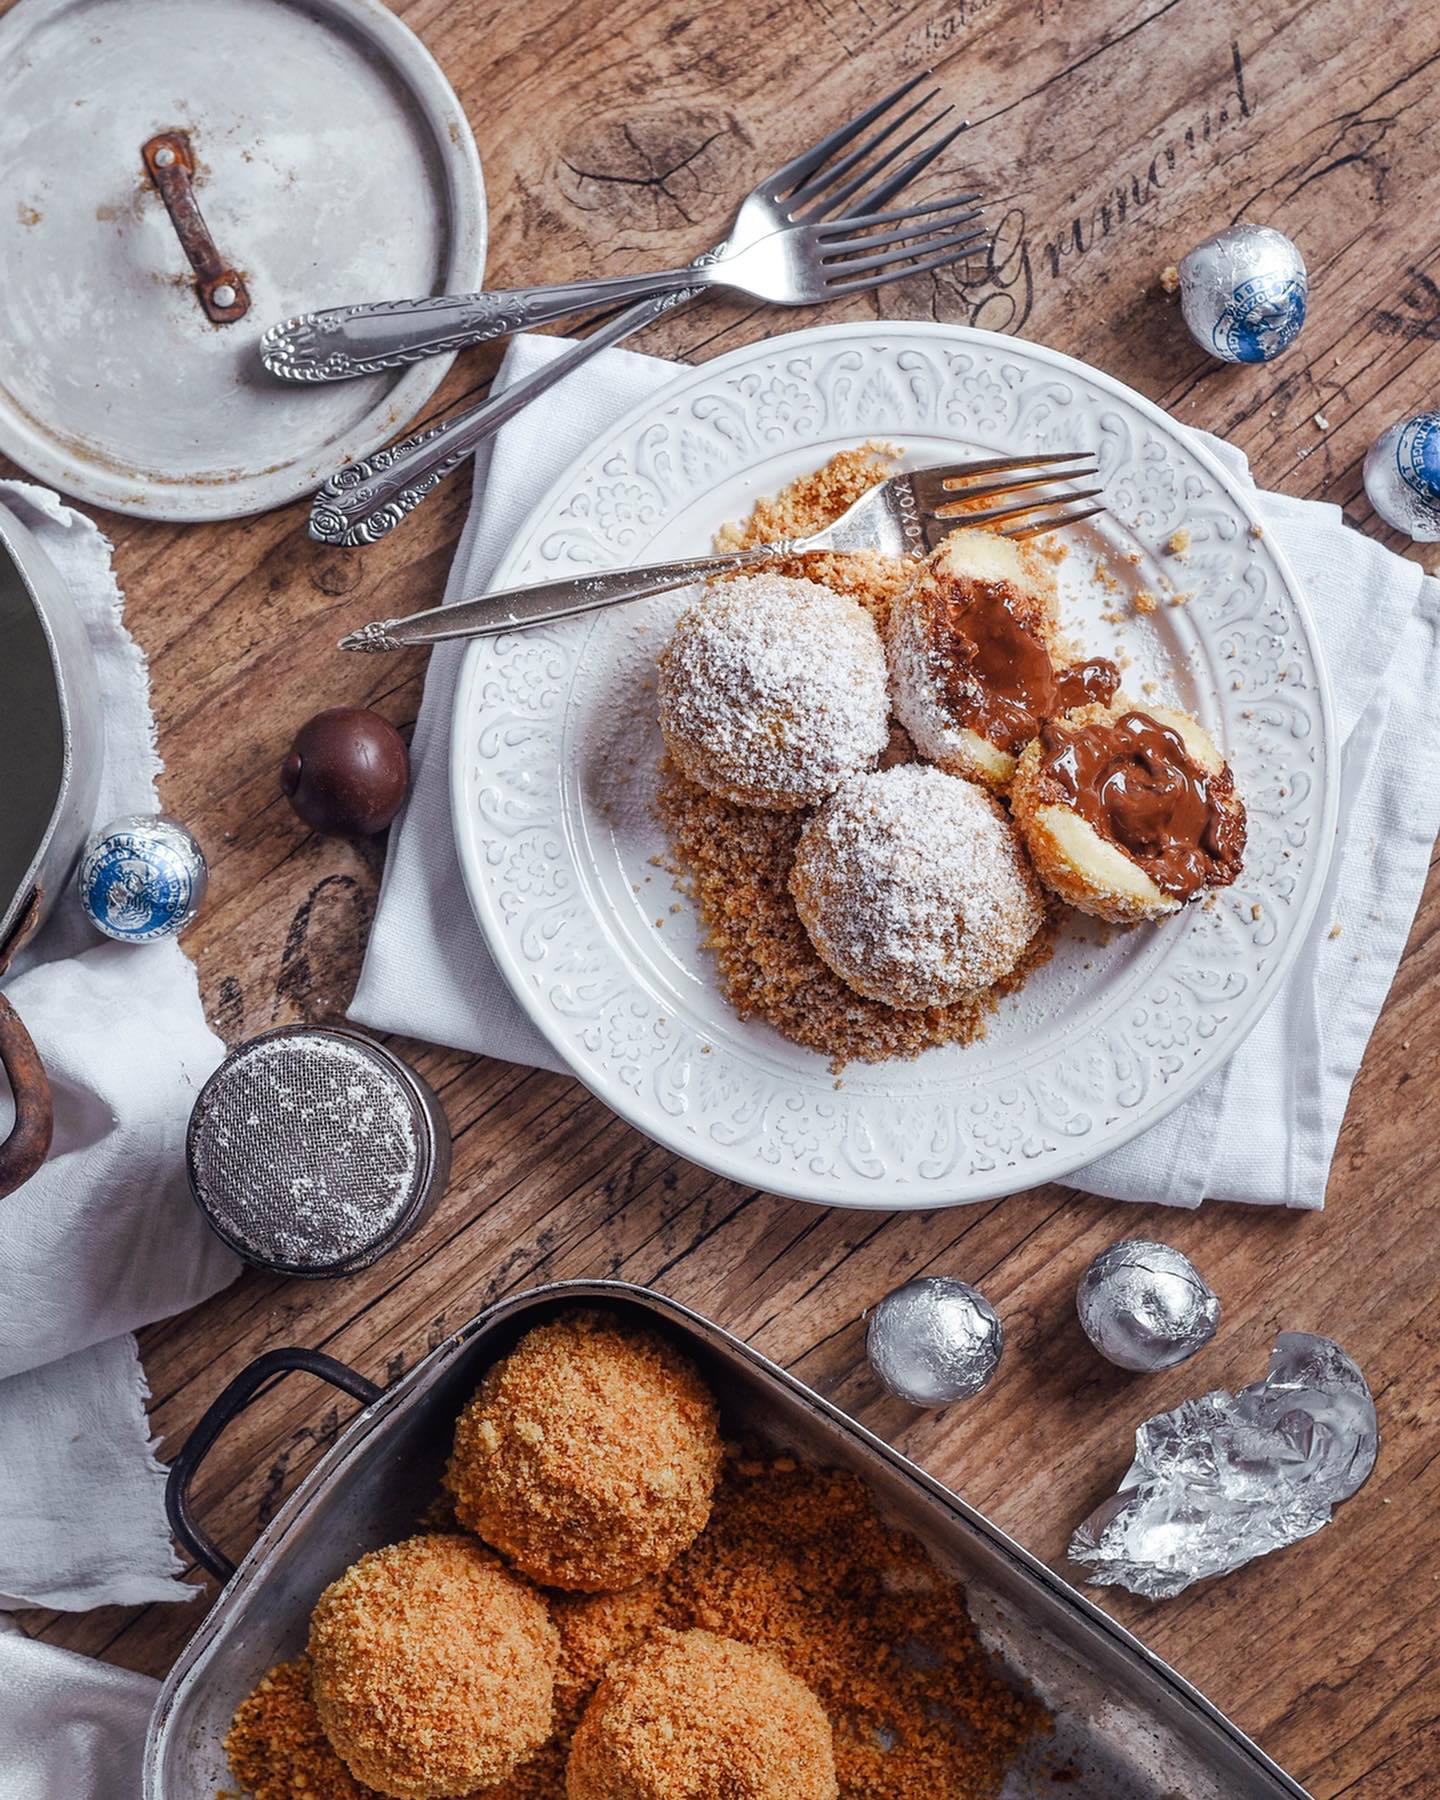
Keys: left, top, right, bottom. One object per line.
{"left": 0, "top": 0, "right": 484, "bottom": 520}
{"left": 452, "top": 323, "right": 1336, "bottom": 1208}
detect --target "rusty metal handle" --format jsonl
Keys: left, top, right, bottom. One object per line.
{"left": 0, "top": 994, "right": 53, "bottom": 1196}
{"left": 165, "top": 1347, "right": 383, "bottom": 1583}
{"left": 142, "top": 130, "right": 250, "bottom": 325}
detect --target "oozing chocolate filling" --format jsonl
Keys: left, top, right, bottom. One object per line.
{"left": 1052, "top": 656, "right": 1122, "bottom": 714}
{"left": 1037, "top": 710, "right": 1245, "bottom": 899}
{"left": 929, "top": 579, "right": 1119, "bottom": 751}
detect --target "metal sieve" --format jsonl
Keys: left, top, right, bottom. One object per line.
{"left": 186, "top": 1024, "right": 450, "bottom": 1278}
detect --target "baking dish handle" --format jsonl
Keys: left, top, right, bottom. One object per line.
{"left": 165, "top": 1346, "right": 384, "bottom": 1582}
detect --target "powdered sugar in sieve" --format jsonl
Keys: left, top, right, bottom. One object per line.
{"left": 186, "top": 1026, "right": 447, "bottom": 1275}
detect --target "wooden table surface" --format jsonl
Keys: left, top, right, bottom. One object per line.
{"left": 11, "top": 1, "right": 1439, "bottom": 1794}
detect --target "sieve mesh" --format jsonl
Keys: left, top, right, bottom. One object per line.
{"left": 188, "top": 1032, "right": 422, "bottom": 1270}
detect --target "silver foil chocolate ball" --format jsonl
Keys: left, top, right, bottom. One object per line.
{"left": 1179, "top": 223, "right": 1307, "bottom": 364}
{"left": 1076, "top": 1239, "right": 1220, "bottom": 1373}
{"left": 78, "top": 813, "right": 207, "bottom": 942}
{"left": 1363, "top": 412, "right": 1440, "bottom": 542}
{"left": 866, "top": 1276, "right": 1003, "bottom": 1407}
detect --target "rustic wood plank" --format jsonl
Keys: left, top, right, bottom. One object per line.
{"left": 6, "top": 0, "right": 1440, "bottom": 1794}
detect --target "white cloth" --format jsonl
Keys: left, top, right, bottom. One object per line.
{"left": 0, "top": 1620, "right": 158, "bottom": 1800}
{"left": 0, "top": 484, "right": 238, "bottom": 1608}
{"left": 352, "top": 335, "right": 1440, "bottom": 1211}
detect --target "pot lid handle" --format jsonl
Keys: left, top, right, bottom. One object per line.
{"left": 142, "top": 130, "right": 250, "bottom": 325}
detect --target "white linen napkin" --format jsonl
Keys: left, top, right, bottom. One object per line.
{"left": 0, "top": 483, "right": 238, "bottom": 1621}
{"left": 352, "top": 334, "right": 1440, "bottom": 1210}
{"left": 0, "top": 1619, "right": 158, "bottom": 1800}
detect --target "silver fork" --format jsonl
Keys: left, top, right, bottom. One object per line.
{"left": 264, "top": 194, "right": 982, "bottom": 383}
{"left": 309, "top": 74, "right": 976, "bottom": 549}
{"left": 338, "top": 454, "right": 1104, "bottom": 651}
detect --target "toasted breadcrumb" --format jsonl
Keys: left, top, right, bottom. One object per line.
{"left": 1165, "top": 527, "right": 1191, "bottom": 556}
{"left": 552, "top": 1582, "right": 665, "bottom": 1716}
{"left": 445, "top": 1312, "right": 721, "bottom": 1592}
{"left": 1134, "top": 590, "right": 1158, "bottom": 615}
{"left": 658, "top": 453, "right": 1060, "bottom": 1068}
{"left": 659, "top": 766, "right": 1056, "bottom": 1068}
{"left": 1329, "top": 922, "right": 1343, "bottom": 939}
{"left": 224, "top": 1658, "right": 372, "bottom": 1800}
{"left": 568, "top": 1628, "right": 837, "bottom": 1798}
{"left": 658, "top": 1453, "right": 1046, "bottom": 1796}
{"left": 224, "top": 1588, "right": 666, "bottom": 1800}
{"left": 226, "top": 1444, "right": 1047, "bottom": 1800}
{"left": 307, "top": 1535, "right": 556, "bottom": 1798}
{"left": 1159, "top": 263, "right": 1181, "bottom": 294}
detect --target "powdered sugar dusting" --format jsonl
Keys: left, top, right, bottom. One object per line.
{"left": 657, "top": 572, "right": 889, "bottom": 809}
{"left": 889, "top": 587, "right": 977, "bottom": 769}
{"left": 789, "top": 764, "right": 1046, "bottom": 1009}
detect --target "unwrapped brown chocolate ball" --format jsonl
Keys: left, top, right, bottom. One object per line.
{"left": 281, "top": 707, "right": 409, "bottom": 836}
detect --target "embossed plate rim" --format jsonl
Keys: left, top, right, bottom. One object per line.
{"left": 450, "top": 320, "right": 1337, "bottom": 1207}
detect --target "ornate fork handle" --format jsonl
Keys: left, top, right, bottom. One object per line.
{"left": 263, "top": 268, "right": 706, "bottom": 382}
{"left": 340, "top": 541, "right": 802, "bottom": 651}
{"left": 309, "top": 283, "right": 709, "bottom": 548}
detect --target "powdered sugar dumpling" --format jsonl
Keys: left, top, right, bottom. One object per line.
{"left": 657, "top": 573, "right": 890, "bottom": 809}
{"left": 789, "top": 764, "right": 1046, "bottom": 1010}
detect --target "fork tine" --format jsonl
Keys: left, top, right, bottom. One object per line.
{"left": 823, "top": 225, "right": 986, "bottom": 284}
{"left": 920, "top": 467, "right": 1101, "bottom": 511}
{"left": 785, "top": 89, "right": 943, "bottom": 211}
{"left": 757, "top": 71, "right": 933, "bottom": 203}
{"left": 841, "top": 120, "right": 969, "bottom": 219}
{"left": 818, "top": 193, "right": 983, "bottom": 249}
{"left": 929, "top": 487, "right": 1107, "bottom": 531}
{"left": 798, "top": 111, "right": 962, "bottom": 221}
{"left": 1004, "top": 502, "right": 1108, "bottom": 539}
{"left": 821, "top": 208, "right": 983, "bottom": 262}
{"left": 909, "top": 453, "right": 1096, "bottom": 503}
{"left": 827, "top": 236, "right": 984, "bottom": 293}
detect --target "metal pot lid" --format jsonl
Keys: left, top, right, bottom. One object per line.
{"left": 0, "top": 0, "right": 485, "bottom": 521}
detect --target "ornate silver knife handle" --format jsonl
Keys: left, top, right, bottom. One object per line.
{"left": 262, "top": 268, "right": 705, "bottom": 382}
{"left": 308, "top": 284, "right": 706, "bottom": 548}
{"left": 339, "top": 542, "right": 801, "bottom": 651}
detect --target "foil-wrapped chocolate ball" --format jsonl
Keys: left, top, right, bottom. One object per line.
{"left": 1363, "top": 412, "right": 1440, "bottom": 542}
{"left": 280, "top": 706, "right": 409, "bottom": 836}
{"left": 78, "top": 814, "right": 207, "bottom": 942}
{"left": 1076, "top": 1239, "right": 1220, "bottom": 1373}
{"left": 1179, "top": 224, "right": 1307, "bottom": 364}
{"left": 865, "top": 1276, "right": 1003, "bottom": 1407}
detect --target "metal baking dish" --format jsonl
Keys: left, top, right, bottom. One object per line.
{"left": 146, "top": 1280, "right": 1310, "bottom": 1799}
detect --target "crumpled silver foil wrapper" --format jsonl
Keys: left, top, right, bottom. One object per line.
{"left": 1069, "top": 1332, "right": 1377, "bottom": 1599}
{"left": 1076, "top": 1239, "right": 1220, "bottom": 1372}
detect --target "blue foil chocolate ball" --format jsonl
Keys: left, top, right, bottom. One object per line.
{"left": 78, "top": 814, "right": 207, "bottom": 942}
{"left": 1363, "top": 413, "right": 1440, "bottom": 542}
{"left": 1179, "top": 224, "right": 1307, "bottom": 364}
